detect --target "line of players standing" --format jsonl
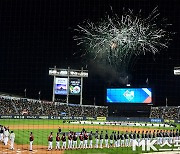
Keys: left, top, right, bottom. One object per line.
{"left": 0, "top": 125, "right": 15, "bottom": 150}
{"left": 44, "top": 128, "right": 180, "bottom": 151}
{"left": 1, "top": 125, "right": 180, "bottom": 151}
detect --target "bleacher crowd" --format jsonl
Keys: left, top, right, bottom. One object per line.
{"left": 150, "top": 106, "right": 180, "bottom": 120}
{"left": 0, "top": 96, "right": 108, "bottom": 117}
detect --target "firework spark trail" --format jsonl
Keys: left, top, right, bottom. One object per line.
{"left": 74, "top": 8, "right": 172, "bottom": 71}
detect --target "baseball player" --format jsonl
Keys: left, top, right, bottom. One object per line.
{"left": 175, "top": 129, "right": 179, "bottom": 141}
{"left": 99, "top": 131, "right": 103, "bottom": 149}
{"left": 58, "top": 127, "right": 61, "bottom": 133}
{"left": 48, "top": 132, "right": 53, "bottom": 151}
{"left": 83, "top": 131, "right": 88, "bottom": 149}
{"left": 120, "top": 133, "right": 125, "bottom": 147}
{"left": 152, "top": 130, "right": 156, "bottom": 144}
{"left": 88, "top": 131, "right": 93, "bottom": 148}
{"left": 145, "top": 131, "right": 148, "bottom": 145}
{"left": 148, "top": 131, "right": 152, "bottom": 143}
{"left": 142, "top": 130, "right": 145, "bottom": 145}
{"left": 172, "top": 129, "right": 176, "bottom": 144}
{"left": 117, "top": 131, "right": 120, "bottom": 147}
{"left": 114, "top": 131, "right": 117, "bottom": 147}
{"left": 162, "top": 130, "right": 166, "bottom": 144}
{"left": 72, "top": 132, "right": 78, "bottom": 149}
{"left": 178, "top": 129, "right": 180, "bottom": 140}
{"left": 165, "top": 130, "right": 169, "bottom": 143}
{"left": 137, "top": 131, "right": 141, "bottom": 146}
{"left": 56, "top": 132, "right": 60, "bottom": 150}
{"left": 68, "top": 131, "right": 72, "bottom": 149}
{"left": 0, "top": 125, "right": 4, "bottom": 142}
{"left": 105, "top": 130, "right": 109, "bottom": 148}
{"left": 79, "top": 132, "right": 83, "bottom": 149}
{"left": 169, "top": 130, "right": 173, "bottom": 144}
{"left": 9, "top": 131, "right": 15, "bottom": 150}
{"left": 156, "top": 130, "right": 160, "bottom": 145}
{"left": 3, "top": 127, "right": 9, "bottom": 146}
{"left": 133, "top": 131, "right": 137, "bottom": 145}
{"left": 159, "top": 130, "right": 163, "bottom": 145}
{"left": 124, "top": 131, "right": 129, "bottom": 147}
{"left": 82, "top": 128, "right": 85, "bottom": 133}
{"left": 61, "top": 133, "right": 66, "bottom": 150}
{"left": 29, "top": 132, "right": 34, "bottom": 151}
{"left": 129, "top": 131, "right": 133, "bottom": 146}
{"left": 95, "top": 130, "right": 99, "bottom": 148}
{"left": 109, "top": 132, "right": 114, "bottom": 147}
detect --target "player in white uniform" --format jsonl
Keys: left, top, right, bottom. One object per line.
{"left": 3, "top": 128, "right": 9, "bottom": 146}
{"left": 48, "top": 132, "right": 53, "bottom": 151}
{"left": 109, "top": 132, "right": 114, "bottom": 147}
{"left": 29, "top": 132, "right": 34, "bottom": 151}
{"left": 99, "top": 131, "right": 104, "bottom": 149}
{"left": 124, "top": 131, "right": 129, "bottom": 147}
{"left": 129, "top": 131, "right": 133, "bottom": 147}
{"left": 0, "top": 125, "right": 4, "bottom": 142}
{"left": 72, "top": 132, "right": 78, "bottom": 149}
{"left": 68, "top": 131, "right": 73, "bottom": 149}
{"left": 9, "top": 131, "right": 15, "bottom": 150}
{"left": 105, "top": 130, "right": 109, "bottom": 148}
{"left": 83, "top": 131, "right": 88, "bottom": 149}
{"left": 55, "top": 133, "right": 60, "bottom": 150}
{"left": 88, "top": 131, "right": 93, "bottom": 148}
{"left": 114, "top": 131, "right": 117, "bottom": 147}
{"left": 95, "top": 130, "right": 99, "bottom": 148}
{"left": 78, "top": 132, "right": 84, "bottom": 149}
{"left": 137, "top": 131, "right": 141, "bottom": 146}
{"left": 61, "top": 133, "right": 66, "bottom": 150}
{"left": 117, "top": 131, "right": 120, "bottom": 147}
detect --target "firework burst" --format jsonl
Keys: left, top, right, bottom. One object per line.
{"left": 74, "top": 7, "right": 172, "bottom": 71}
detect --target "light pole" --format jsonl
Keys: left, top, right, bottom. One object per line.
{"left": 24, "top": 88, "right": 27, "bottom": 98}
{"left": 38, "top": 91, "right": 41, "bottom": 100}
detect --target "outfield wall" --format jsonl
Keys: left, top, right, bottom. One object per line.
{"left": 0, "top": 115, "right": 95, "bottom": 120}
{"left": 0, "top": 115, "right": 179, "bottom": 123}
{"left": 107, "top": 117, "right": 180, "bottom": 123}
{"left": 107, "top": 116, "right": 162, "bottom": 123}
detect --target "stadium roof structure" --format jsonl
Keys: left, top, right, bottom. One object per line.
{"left": 0, "top": 92, "right": 23, "bottom": 98}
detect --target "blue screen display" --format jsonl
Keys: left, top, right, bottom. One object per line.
{"left": 107, "top": 88, "right": 152, "bottom": 103}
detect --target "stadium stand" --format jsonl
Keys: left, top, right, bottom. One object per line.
{"left": 150, "top": 106, "right": 180, "bottom": 120}
{"left": 0, "top": 95, "right": 108, "bottom": 117}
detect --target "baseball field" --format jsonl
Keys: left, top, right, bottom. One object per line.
{"left": 0, "top": 119, "right": 179, "bottom": 154}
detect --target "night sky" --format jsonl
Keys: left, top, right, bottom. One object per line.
{"left": 0, "top": 0, "right": 180, "bottom": 106}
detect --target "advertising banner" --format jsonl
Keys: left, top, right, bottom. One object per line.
{"left": 55, "top": 78, "right": 68, "bottom": 95}
{"left": 0, "top": 115, "right": 88, "bottom": 120}
{"left": 97, "top": 117, "right": 107, "bottom": 121}
{"left": 69, "top": 78, "right": 81, "bottom": 95}
{"left": 150, "top": 118, "right": 162, "bottom": 123}
{"left": 164, "top": 119, "right": 175, "bottom": 123}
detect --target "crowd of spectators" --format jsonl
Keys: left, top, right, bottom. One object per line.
{"left": 0, "top": 95, "right": 108, "bottom": 117}
{"left": 150, "top": 106, "right": 180, "bottom": 120}
{"left": 0, "top": 97, "right": 17, "bottom": 115}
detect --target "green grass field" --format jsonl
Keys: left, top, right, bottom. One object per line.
{"left": 0, "top": 119, "right": 64, "bottom": 125}
{"left": 0, "top": 119, "right": 179, "bottom": 154}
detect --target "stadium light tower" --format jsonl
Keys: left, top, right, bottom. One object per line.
{"left": 49, "top": 66, "right": 88, "bottom": 105}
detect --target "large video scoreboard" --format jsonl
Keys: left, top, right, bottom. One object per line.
{"left": 106, "top": 88, "right": 152, "bottom": 104}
